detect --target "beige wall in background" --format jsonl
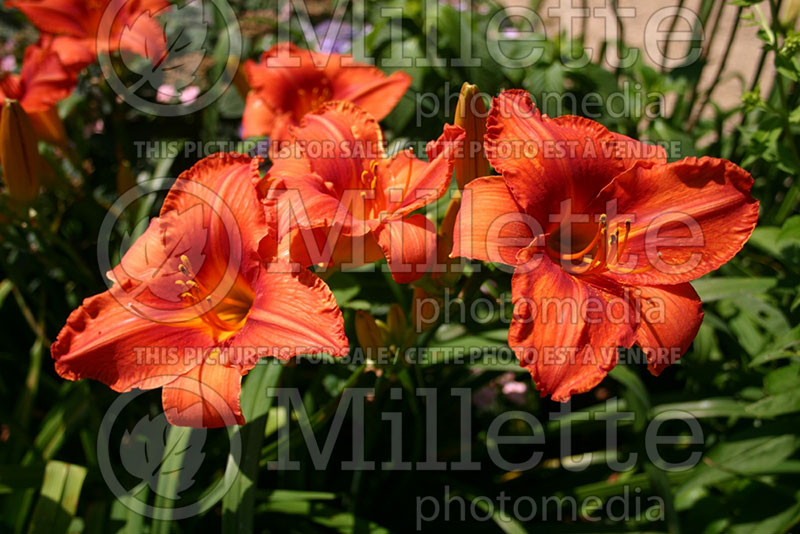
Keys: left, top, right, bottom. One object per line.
{"left": 501, "top": 0, "right": 780, "bottom": 132}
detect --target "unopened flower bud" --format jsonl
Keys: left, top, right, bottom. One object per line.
{"left": 453, "top": 82, "right": 490, "bottom": 190}
{"left": 1, "top": 99, "right": 40, "bottom": 204}
{"left": 355, "top": 310, "right": 384, "bottom": 358}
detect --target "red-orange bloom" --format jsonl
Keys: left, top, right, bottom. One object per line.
{"left": 452, "top": 90, "right": 759, "bottom": 401}
{"left": 260, "top": 101, "right": 464, "bottom": 284}
{"left": 8, "top": 0, "right": 169, "bottom": 71}
{"left": 0, "top": 41, "right": 76, "bottom": 144}
{"left": 51, "top": 154, "right": 349, "bottom": 428}
{"left": 242, "top": 43, "right": 411, "bottom": 142}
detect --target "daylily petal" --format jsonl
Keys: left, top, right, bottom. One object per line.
{"left": 17, "top": 43, "right": 76, "bottom": 113}
{"left": 244, "top": 45, "right": 329, "bottom": 114}
{"left": 594, "top": 156, "right": 759, "bottom": 286}
{"left": 162, "top": 357, "right": 244, "bottom": 428}
{"left": 243, "top": 43, "right": 410, "bottom": 140}
{"left": 451, "top": 176, "right": 536, "bottom": 265}
{"left": 43, "top": 35, "right": 95, "bottom": 73}
{"left": 509, "top": 257, "right": 635, "bottom": 402}
{"left": 377, "top": 123, "right": 464, "bottom": 216}
{"left": 229, "top": 263, "right": 349, "bottom": 365}
{"left": 116, "top": 2, "right": 168, "bottom": 63}
{"left": 285, "top": 100, "right": 384, "bottom": 192}
{"left": 9, "top": 0, "right": 170, "bottom": 63}
{"left": 7, "top": 0, "right": 90, "bottom": 37}
{"left": 160, "top": 153, "right": 268, "bottom": 255}
{"left": 109, "top": 207, "right": 208, "bottom": 302}
{"left": 485, "top": 90, "right": 633, "bottom": 219}
{"left": 635, "top": 283, "right": 704, "bottom": 376}
{"left": 284, "top": 225, "right": 383, "bottom": 270}
{"left": 269, "top": 172, "right": 349, "bottom": 236}
{"left": 609, "top": 131, "right": 667, "bottom": 168}
{"left": 51, "top": 289, "right": 211, "bottom": 393}
{"left": 241, "top": 92, "right": 277, "bottom": 138}
{"left": 330, "top": 68, "right": 411, "bottom": 120}
{"left": 372, "top": 214, "right": 437, "bottom": 284}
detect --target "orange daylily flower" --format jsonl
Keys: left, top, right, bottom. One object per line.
{"left": 242, "top": 43, "right": 411, "bottom": 142}
{"left": 452, "top": 90, "right": 759, "bottom": 401}
{"left": 260, "top": 101, "right": 464, "bottom": 284}
{"left": 0, "top": 41, "right": 76, "bottom": 145}
{"left": 51, "top": 153, "right": 349, "bottom": 428}
{"left": 8, "top": 0, "right": 169, "bottom": 71}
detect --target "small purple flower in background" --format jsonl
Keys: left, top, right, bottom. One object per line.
{"left": 314, "top": 20, "right": 372, "bottom": 54}
{"left": 501, "top": 27, "right": 521, "bottom": 39}
{"left": 156, "top": 84, "right": 177, "bottom": 103}
{"left": 473, "top": 371, "right": 529, "bottom": 410}
{"left": 1, "top": 55, "right": 17, "bottom": 73}
{"left": 442, "top": 0, "right": 468, "bottom": 11}
{"left": 180, "top": 85, "right": 201, "bottom": 105}
{"left": 496, "top": 372, "right": 528, "bottom": 406}
{"left": 83, "top": 119, "right": 104, "bottom": 138}
{"left": 501, "top": 380, "right": 528, "bottom": 406}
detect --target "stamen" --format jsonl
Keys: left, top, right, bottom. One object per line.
{"left": 175, "top": 255, "right": 248, "bottom": 336}
{"left": 583, "top": 225, "right": 608, "bottom": 273}
{"left": 560, "top": 217, "right": 605, "bottom": 261}
{"left": 179, "top": 254, "right": 194, "bottom": 277}
{"left": 617, "top": 219, "right": 631, "bottom": 258}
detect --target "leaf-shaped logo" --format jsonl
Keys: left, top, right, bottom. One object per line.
{"left": 121, "top": 0, "right": 209, "bottom": 94}
{"left": 120, "top": 413, "right": 207, "bottom": 499}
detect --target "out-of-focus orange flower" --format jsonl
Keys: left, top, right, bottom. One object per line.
{"left": 260, "top": 101, "right": 463, "bottom": 284}
{"left": 0, "top": 42, "right": 75, "bottom": 145}
{"left": 242, "top": 43, "right": 411, "bottom": 142}
{"left": 452, "top": 90, "right": 759, "bottom": 402}
{"left": 0, "top": 99, "right": 41, "bottom": 203}
{"left": 51, "top": 154, "right": 349, "bottom": 428}
{"left": 7, "top": 0, "right": 169, "bottom": 71}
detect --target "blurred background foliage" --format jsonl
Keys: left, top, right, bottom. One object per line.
{"left": 1, "top": 0, "right": 800, "bottom": 532}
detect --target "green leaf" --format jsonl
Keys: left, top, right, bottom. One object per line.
{"left": 692, "top": 277, "right": 777, "bottom": 302}
{"left": 746, "top": 389, "right": 800, "bottom": 417}
{"left": 27, "top": 461, "right": 87, "bottom": 534}
{"left": 222, "top": 361, "right": 284, "bottom": 534}
{"left": 676, "top": 424, "right": 800, "bottom": 507}
{"left": 764, "top": 363, "right": 800, "bottom": 395}
{"left": 110, "top": 487, "right": 149, "bottom": 534}
{"left": 151, "top": 426, "right": 196, "bottom": 532}
{"left": 650, "top": 398, "right": 753, "bottom": 420}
